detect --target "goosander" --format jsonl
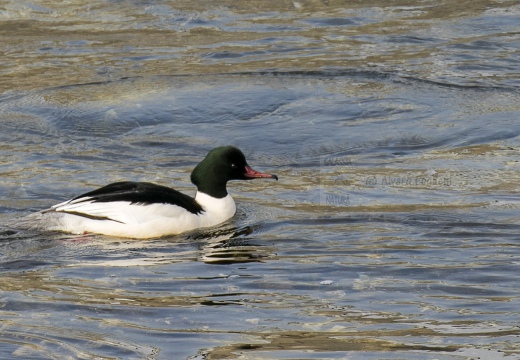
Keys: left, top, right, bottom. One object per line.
{"left": 39, "top": 146, "right": 278, "bottom": 238}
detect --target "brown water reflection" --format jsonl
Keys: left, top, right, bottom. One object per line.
{"left": 1, "top": 0, "right": 518, "bottom": 92}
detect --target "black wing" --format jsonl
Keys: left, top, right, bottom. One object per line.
{"left": 71, "top": 181, "right": 203, "bottom": 215}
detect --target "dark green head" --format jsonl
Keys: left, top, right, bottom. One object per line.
{"left": 190, "top": 146, "right": 278, "bottom": 198}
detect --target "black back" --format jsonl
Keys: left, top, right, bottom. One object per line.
{"left": 73, "top": 181, "right": 203, "bottom": 214}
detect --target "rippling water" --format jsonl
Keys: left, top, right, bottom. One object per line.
{"left": 1, "top": 1, "right": 519, "bottom": 359}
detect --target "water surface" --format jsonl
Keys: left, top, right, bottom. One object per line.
{"left": 1, "top": 1, "right": 519, "bottom": 359}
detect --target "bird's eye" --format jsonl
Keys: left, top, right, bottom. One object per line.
{"left": 231, "top": 163, "right": 237, "bottom": 169}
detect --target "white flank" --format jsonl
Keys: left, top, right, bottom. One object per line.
{"left": 41, "top": 192, "right": 236, "bottom": 238}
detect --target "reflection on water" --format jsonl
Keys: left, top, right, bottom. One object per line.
{"left": 1, "top": 0, "right": 520, "bottom": 359}
{"left": 1, "top": 0, "right": 519, "bottom": 92}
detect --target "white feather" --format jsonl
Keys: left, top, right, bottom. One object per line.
{"left": 39, "top": 192, "right": 236, "bottom": 238}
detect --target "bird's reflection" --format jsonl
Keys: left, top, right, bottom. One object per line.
{"left": 187, "top": 225, "right": 271, "bottom": 264}
{"left": 0, "top": 221, "right": 274, "bottom": 266}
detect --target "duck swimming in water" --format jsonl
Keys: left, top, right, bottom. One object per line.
{"left": 39, "top": 146, "right": 278, "bottom": 238}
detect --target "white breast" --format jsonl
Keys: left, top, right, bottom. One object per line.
{"left": 41, "top": 192, "right": 236, "bottom": 238}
